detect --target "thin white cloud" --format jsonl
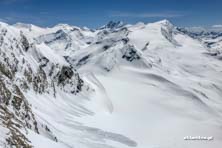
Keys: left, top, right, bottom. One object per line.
{"left": 109, "top": 11, "right": 184, "bottom": 18}
{"left": 0, "top": 16, "right": 16, "bottom": 22}
{"left": 0, "top": 0, "right": 16, "bottom": 4}
{"left": 212, "top": 24, "right": 222, "bottom": 28}
{"left": 0, "top": 18, "right": 7, "bottom": 22}
{"left": 0, "top": 0, "right": 27, "bottom": 4}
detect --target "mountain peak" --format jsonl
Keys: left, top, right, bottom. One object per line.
{"left": 100, "top": 20, "right": 124, "bottom": 30}
{"left": 0, "top": 21, "right": 9, "bottom": 27}
{"left": 54, "top": 23, "right": 78, "bottom": 30}
{"left": 154, "top": 19, "right": 173, "bottom": 27}
{"left": 13, "top": 22, "right": 32, "bottom": 28}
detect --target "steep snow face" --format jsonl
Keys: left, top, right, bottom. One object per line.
{"left": 177, "top": 26, "right": 222, "bottom": 59}
{"left": 34, "top": 26, "right": 96, "bottom": 57}
{"left": 128, "top": 20, "right": 179, "bottom": 50}
{"left": 1, "top": 20, "right": 222, "bottom": 148}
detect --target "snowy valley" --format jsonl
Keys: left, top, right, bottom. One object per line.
{"left": 0, "top": 20, "right": 222, "bottom": 148}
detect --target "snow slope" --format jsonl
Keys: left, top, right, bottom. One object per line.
{"left": 76, "top": 21, "right": 222, "bottom": 148}
{"left": 0, "top": 20, "right": 222, "bottom": 148}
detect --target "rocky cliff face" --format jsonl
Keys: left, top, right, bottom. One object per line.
{"left": 0, "top": 22, "right": 84, "bottom": 147}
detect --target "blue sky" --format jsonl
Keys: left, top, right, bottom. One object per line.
{"left": 0, "top": 0, "right": 221, "bottom": 28}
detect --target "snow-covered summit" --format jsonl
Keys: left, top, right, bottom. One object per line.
{"left": 154, "top": 19, "right": 173, "bottom": 26}
{"left": 99, "top": 20, "right": 125, "bottom": 30}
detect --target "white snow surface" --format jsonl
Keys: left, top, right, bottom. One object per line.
{"left": 1, "top": 20, "right": 222, "bottom": 148}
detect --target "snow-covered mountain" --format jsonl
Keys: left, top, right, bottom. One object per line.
{"left": 177, "top": 26, "right": 222, "bottom": 59}
{"left": 0, "top": 20, "right": 222, "bottom": 148}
